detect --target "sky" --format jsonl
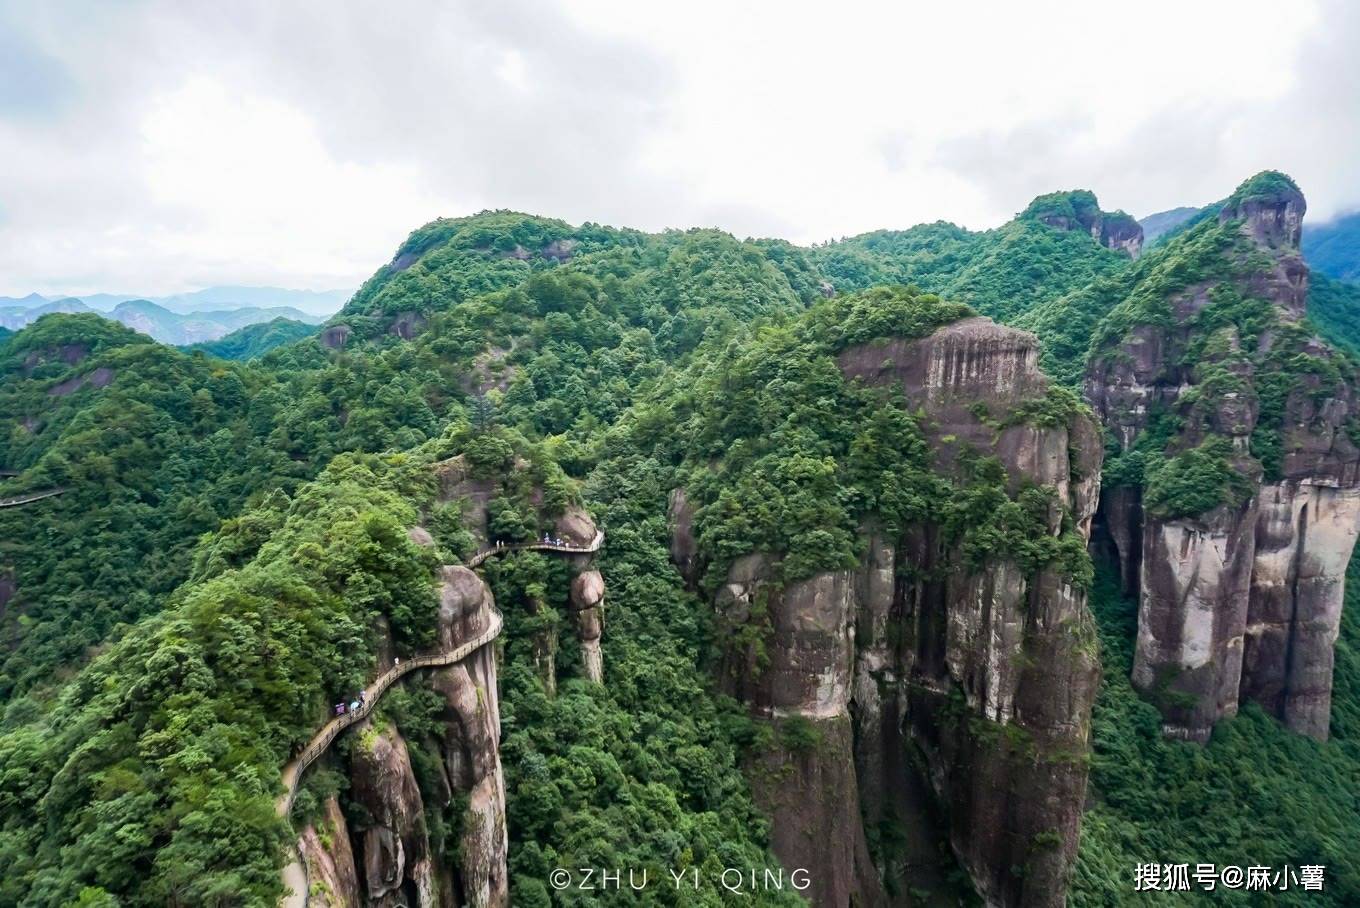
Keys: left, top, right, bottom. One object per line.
{"left": 1, "top": 0, "right": 1357, "bottom": 297}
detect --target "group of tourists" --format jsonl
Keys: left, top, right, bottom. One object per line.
{"left": 333, "top": 689, "right": 366, "bottom": 717}
{"left": 488, "top": 533, "right": 570, "bottom": 550}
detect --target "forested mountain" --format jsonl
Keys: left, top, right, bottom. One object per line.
{"left": 184, "top": 317, "right": 318, "bottom": 360}
{"left": 810, "top": 190, "right": 1138, "bottom": 323}
{"left": 2, "top": 175, "right": 1359, "bottom": 907}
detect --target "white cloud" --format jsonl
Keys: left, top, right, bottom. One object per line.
{"left": 0, "top": 0, "right": 1354, "bottom": 296}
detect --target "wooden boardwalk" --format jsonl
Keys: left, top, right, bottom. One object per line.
{"left": 465, "top": 529, "right": 604, "bottom": 567}
{"left": 277, "top": 609, "right": 504, "bottom": 906}
{"left": 275, "top": 528, "right": 603, "bottom": 905}
{"left": 0, "top": 488, "right": 65, "bottom": 508}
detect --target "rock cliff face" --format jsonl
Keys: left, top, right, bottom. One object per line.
{"left": 430, "top": 565, "right": 510, "bottom": 907}
{"left": 570, "top": 569, "right": 605, "bottom": 684}
{"left": 432, "top": 456, "right": 607, "bottom": 688}
{"left": 693, "top": 317, "right": 1102, "bottom": 907}
{"left": 322, "top": 553, "right": 509, "bottom": 907}
{"left": 1030, "top": 191, "right": 1144, "bottom": 259}
{"left": 349, "top": 721, "right": 439, "bottom": 906}
{"left": 298, "top": 796, "right": 362, "bottom": 907}
{"left": 1086, "top": 175, "right": 1360, "bottom": 742}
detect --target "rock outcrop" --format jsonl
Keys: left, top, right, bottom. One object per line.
{"left": 430, "top": 566, "right": 509, "bottom": 907}
{"left": 388, "top": 311, "right": 427, "bottom": 340}
{"left": 298, "top": 796, "right": 362, "bottom": 907}
{"left": 699, "top": 317, "right": 1102, "bottom": 907}
{"left": 321, "top": 558, "right": 508, "bottom": 907}
{"left": 1086, "top": 173, "right": 1360, "bottom": 742}
{"left": 1026, "top": 190, "right": 1143, "bottom": 258}
{"left": 320, "top": 324, "right": 353, "bottom": 349}
{"left": 349, "top": 722, "right": 439, "bottom": 906}
{"left": 569, "top": 569, "right": 605, "bottom": 684}
{"left": 432, "top": 455, "right": 607, "bottom": 690}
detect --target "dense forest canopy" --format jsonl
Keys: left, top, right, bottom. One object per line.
{"left": 3, "top": 175, "right": 1360, "bottom": 905}
{"left": 810, "top": 202, "right": 1129, "bottom": 322}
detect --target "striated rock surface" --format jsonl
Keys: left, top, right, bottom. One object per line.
{"left": 298, "top": 795, "right": 362, "bottom": 907}
{"left": 388, "top": 310, "right": 427, "bottom": 340}
{"left": 569, "top": 569, "right": 606, "bottom": 684}
{"left": 667, "top": 488, "right": 703, "bottom": 587}
{"left": 703, "top": 317, "right": 1101, "bottom": 907}
{"left": 320, "top": 324, "right": 352, "bottom": 349}
{"left": 1087, "top": 174, "right": 1360, "bottom": 742}
{"left": 430, "top": 564, "right": 510, "bottom": 907}
{"left": 349, "top": 722, "right": 438, "bottom": 907}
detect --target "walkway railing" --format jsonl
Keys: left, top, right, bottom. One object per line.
{"left": 275, "top": 608, "right": 504, "bottom": 819}
{"left": 465, "top": 529, "right": 604, "bottom": 568}
{"left": 0, "top": 488, "right": 66, "bottom": 508}
{"left": 277, "top": 529, "right": 600, "bottom": 904}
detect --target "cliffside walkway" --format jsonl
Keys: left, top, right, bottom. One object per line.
{"left": 0, "top": 488, "right": 66, "bottom": 508}
{"left": 275, "top": 529, "right": 602, "bottom": 905}
{"left": 465, "top": 529, "right": 604, "bottom": 567}
{"left": 276, "top": 608, "right": 504, "bottom": 906}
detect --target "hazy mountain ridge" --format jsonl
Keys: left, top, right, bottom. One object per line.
{"left": 1137, "top": 205, "right": 1202, "bottom": 246}
{"left": 1, "top": 284, "right": 351, "bottom": 318}
{"left": 184, "top": 317, "right": 318, "bottom": 360}
{"left": 0, "top": 295, "right": 325, "bottom": 344}
{"left": 1303, "top": 209, "right": 1360, "bottom": 282}
{"left": 109, "top": 299, "right": 323, "bottom": 345}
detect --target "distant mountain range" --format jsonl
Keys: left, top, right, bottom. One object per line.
{"left": 184, "top": 317, "right": 318, "bottom": 360}
{"left": 0, "top": 285, "right": 347, "bottom": 344}
{"left": 1137, "top": 206, "right": 1202, "bottom": 247}
{"left": 0, "top": 285, "right": 350, "bottom": 316}
{"left": 1302, "top": 210, "right": 1360, "bottom": 283}
{"left": 0, "top": 296, "right": 328, "bottom": 345}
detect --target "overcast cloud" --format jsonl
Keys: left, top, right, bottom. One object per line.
{"left": 0, "top": 0, "right": 1356, "bottom": 296}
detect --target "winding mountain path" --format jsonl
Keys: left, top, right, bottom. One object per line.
{"left": 277, "top": 609, "right": 504, "bottom": 906}
{"left": 0, "top": 488, "right": 65, "bottom": 508}
{"left": 276, "top": 530, "right": 603, "bottom": 905}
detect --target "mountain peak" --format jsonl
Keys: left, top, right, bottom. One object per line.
{"left": 1220, "top": 170, "right": 1306, "bottom": 248}
{"left": 1020, "top": 189, "right": 1143, "bottom": 258}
